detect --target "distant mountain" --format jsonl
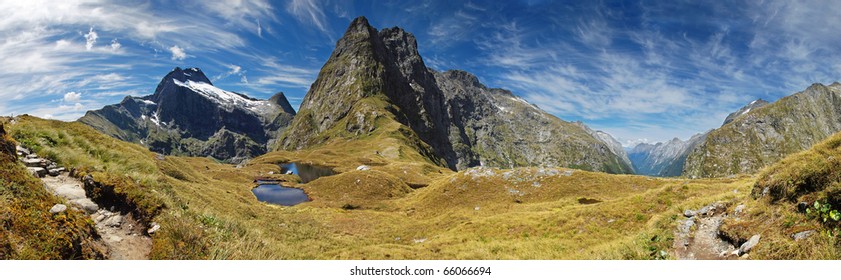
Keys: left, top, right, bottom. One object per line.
{"left": 79, "top": 67, "right": 295, "bottom": 162}
{"left": 683, "top": 83, "right": 841, "bottom": 178}
{"left": 628, "top": 133, "right": 706, "bottom": 177}
{"left": 573, "top": 121, "right": 633, "bottom": 170}
{"left": 277, "top": 16, "right": 633, "bottom": 173}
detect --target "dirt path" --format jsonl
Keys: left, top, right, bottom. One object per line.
{"left": 673, "top": 202, "right": 739, "bottom": 260}
{"left": 41, "top": 172, "right": 152, "bottom": 259}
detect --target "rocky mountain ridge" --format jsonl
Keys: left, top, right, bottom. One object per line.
{"left": 683, "top": 82, "right": 841, "bottom": 178}
{"left": 278, "top": 16, "right": 633, "bottom": 173}
{"left": 79, "top": 67, "right": 295, "bottom": 163}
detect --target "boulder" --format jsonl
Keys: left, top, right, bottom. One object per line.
{"left": 48, "top": 169, "right": 60, "bottom": 177}
{"left": 27, "top": 167, "right": 47, "bottom": 178}
{"left": 103, "top": 215, "right": 123, "bottom": 227}
{"left": 22, "top": 158, "right": 43, "bottom": 167}
{"left": 70, "top": 198, "right": 99, "bottom": 214}
{"left": 51, "top": 184, "right": 86, "bottom": 200}
{"left": 25, "top": 153, "right": 38, "bottom": 159}
{"left": 734, "top": 204, "right": 746, "bottom": 215}
{"left": 791, "top": 230, "right": 815, "bottom": 241}
{"left": 147, "top": 222, "right": 161, "bottom": 234}
{"left": 698, "top": 206, "right": 711, "bottom": 216}
{"left": 15, "top": 146, "right": 30, "bottom": 156}
{"left": 356, "top": 165, "right": 371, "bottom": 171}
{"left": 739, "top": 234, "right": 761, "bottom": 255}
{"left": 49, "top": 204, "right": 67, "bottom": 214}
{"left": 683, "top": 210, "right": 697, "bottom": 218}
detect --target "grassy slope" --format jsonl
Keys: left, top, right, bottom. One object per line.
{"left": 0, "top": 120, "right": 103, "bottom": 259}
{"left": 17, "top": 115, "right": 841, "bottom": 259}
{"left": 684, "top": 84, "right": 841, "bottom": 178}
{"left": 3, "top": 116, "right": 753, "bottom": 259}
{"left": 719, "top": 132, "right": 841, "bottom": 259}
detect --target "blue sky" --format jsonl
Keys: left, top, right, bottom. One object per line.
{"left": 2, "top": 0, "right": 841, "bottom": 146}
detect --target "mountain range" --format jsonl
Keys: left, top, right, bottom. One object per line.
{"left": 78, "top": 17, "right": 841, "bottom": 179}
{"left": 276, "top": 17, "right": 632, "bottom": 173}
{"left": 79, "top": 67, "right": 296, "bottom": 163}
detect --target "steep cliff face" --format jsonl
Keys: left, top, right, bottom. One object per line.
{"left": 683, "top": 83, "right": 841, "bottom": 178}
{"left": 435, "top": 71, "right": 633, "bottom": 172}
{"left": 80, "top": 67, "right": 295, "bottom": 162}
{"left": 628, "top": 133, "right": 706, "bottom": 177}
{"left": 278, "top": 16, "right": 633, "bottom": 174}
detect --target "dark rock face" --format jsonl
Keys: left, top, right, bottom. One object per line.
{"left": 278, "top": 16, "right": 632, "bottom": 173}
{"left": 79, "top": 67, "right": 295, "bottom": 163}
{"left": 683, "top": 83, "right": 841, "bottom": 178}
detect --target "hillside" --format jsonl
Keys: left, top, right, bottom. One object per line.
{"left": 278, "top": 16, "right": 631, "bottom": 174}
{"left": 0, "top": 120, "right": 103, "bottom": 259}
{"left": 4, "top": 115, "right": 766, "bottom": 259}
{"left": 684, "top": 83, "right": 841, "bottom": 178}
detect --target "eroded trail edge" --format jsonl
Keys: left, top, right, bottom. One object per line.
{"left": 23, "top": 150, "right": 152, "bottom": 259}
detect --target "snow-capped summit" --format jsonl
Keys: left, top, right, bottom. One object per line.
{"left": 79, "top": 67, "right": 296, "bottom": 163}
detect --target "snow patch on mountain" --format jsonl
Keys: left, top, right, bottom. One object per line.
{"left": 173, "top": 79, "right": 273, "bottom": 115}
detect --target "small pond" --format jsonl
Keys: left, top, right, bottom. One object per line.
{"left": 280, "top": 162, "right": 336, "bottom": 183}
{"left": 252, "top": 184, "right": 310, "bottom": 206}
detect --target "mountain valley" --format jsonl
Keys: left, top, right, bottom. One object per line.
{"left": 3, "top": 15, "right": 841, "bottom": 261}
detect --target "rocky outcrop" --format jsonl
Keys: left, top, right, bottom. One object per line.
{"left": 628, "top": 133, "right": 706, "bottom": 177}
{"left": 80, "top": 67, "right": 295, "bottom": 163}
{"left": 683, "top": 83, "right": 841, "bottom": 178}
{"left": 278, "top": 16, "right": 632, "bottom": 174}
{"left": 722, "top": 99, "right": 768, "bottom": 125}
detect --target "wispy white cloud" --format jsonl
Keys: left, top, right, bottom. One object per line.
{"left": 214, "top": 64, "right": 244, "bottom": 81}
{"left": 249, "top": 57, "right": 318, "bottom": 90}
{"left": 110, "top": 38, "right": 121, "bottom": 51}
{"left": 197, "top": 0, "right": 276, "bottom": 36}
{"left": 84, "top": 27, "right": 98, "bottom": 51}
{"left": 287, "top": 0, "right": 328, "bottom": 33}
{"left": 169, "top": 45, "right": 187, "bottom": 60}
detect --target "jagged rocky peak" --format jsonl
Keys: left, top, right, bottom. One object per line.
{"left": 278, "top": 16, "right": 633, "bottom": 174}
{"left": 269, "top": 92, "right": 296, "bottom": 114}
{"left": 722, "top": 98, "right": 769, "bottom": 125}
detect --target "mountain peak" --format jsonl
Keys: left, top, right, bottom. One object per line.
{"left": 168, "top": 67, "right": 211, "bottom": 84}
{"left": 342, "top": 16, "right": 376, "bottom": 39}
{"left": 269, "top": 92, "right": 296, "bottom": 115}
{"left": 722, "top": 98, "right": 769, "bottom": 125}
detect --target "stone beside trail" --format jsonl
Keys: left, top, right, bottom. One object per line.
{"left": 17, "top": 147, "right": 152, "bottom": 260}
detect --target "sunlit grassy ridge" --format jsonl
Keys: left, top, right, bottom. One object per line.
{"left": 0, "top": 120, "right": 102, "bottom": 259}
{"left": 10, "top": 115, "right": 840, "bottom": 259}
{"left": 718, "top": 132, "right": 841, "bottom": 259}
